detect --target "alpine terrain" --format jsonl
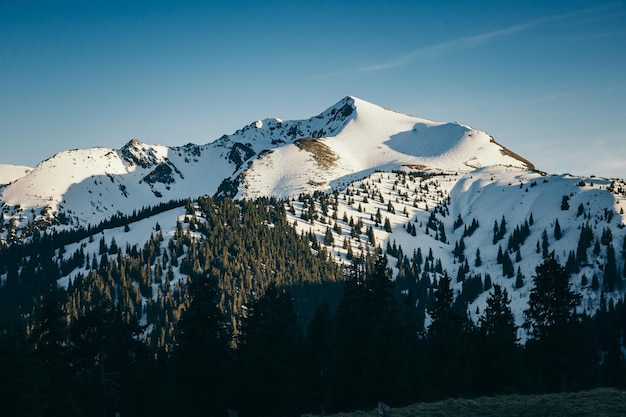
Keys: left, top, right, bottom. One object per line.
{"left": 1, "top": 96, "right": 626, "bottom": 416}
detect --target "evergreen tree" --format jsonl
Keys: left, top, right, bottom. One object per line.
{"left": 542, "top": 229, "right": 550, "bottom": 258}
{"left": 302, "top": 302, "right": 335, "bottom": 413}
{"left": 383, "top": 217, "right": 392, "bottom": 233}
{"left": 427, "top": 272, "right": 470, "bottom": 396}
{"left": 69, "top": 306, "right": 147, "bottom": 417}
{"left": 515, "top": 267, "right": 524, "bottom": 288}
{"left": 236, "top": 283, "right": 303, "bottom": 417}
{"left": 324, "top": 226, "right": 334, "bottom": 246}
{"left": 483, "top": 273, "right": 492, "bottom": 291}
{"left": 438, "top": 222, "right": 447, "bottom": 243}
{"left": 0, "top": 321, "right": 47, "bottom": 417}
{"left": 30, "top": 285, "right": 73, "bottom": 417}
{"left": 523, "top": 254, "right": 584, "bottom": 392}
{"left": 477, "top": 285, "right": 519, "bottom": 393}
{"left": 474, "top": 247, "right": 482, "bottom": 267}
{"left": 604, "top": 244, "right": 620, "bottom": 291}
{"left": 554, "top": 219, "right": 562, "bottom": 240}
{"left": 174, "top": 273, "right": 231, "bottom": 416}
{"left": 502, "top": 251, "right": 515, "bottom": 278}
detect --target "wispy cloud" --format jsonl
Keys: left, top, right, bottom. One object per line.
{"left": 360, "top": 24, "right": 531, "bottom": 72}
{"left": 360, "top": 3, "right": 622, "bottom": 72}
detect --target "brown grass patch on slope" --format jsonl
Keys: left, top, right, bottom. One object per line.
{"left": 294, "top": 138, "right": 339, "bottom": 170}
{"left": 489, "top": 136, "right": 536, "bottom": 170}
{"left": 303, "top": 388, "right": 626, "bottom": 417}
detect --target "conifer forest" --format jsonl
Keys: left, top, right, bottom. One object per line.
{"left": 1, "top": 191, "right": 626, "bottom": 417}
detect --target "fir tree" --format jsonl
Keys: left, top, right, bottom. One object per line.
{"left": 542, "top": 229, "right": 550, "bottom": 258}
{"left": 523, "top": 254, "right": 583, "bottom": 392}
{"left": 604, "top": 244, "right": 620, "bottom": 291}
{"left": 383, "top": 217, "right": 392, "bottom": 233}
{"left": 236, "top": 283, "right": 303, "bottom": 417}
{"left": 554, "top": 219, "right": 562, "bottom": 240}
{"left": 324, "top": 227, "right": 334, "bottom": 246}
{"left": 175, "top": 273, "right": 231, "bottom": 416}
{"left": 477, "top": 285, "right": 519, "bottom": 394}
{"left": 475, "top": 248, "right": 482, "bottom": 267}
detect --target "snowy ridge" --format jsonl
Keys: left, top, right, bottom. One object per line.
{"left": 0, "top": 142, "right": 232, "bottom": 230}
{"left": 0, "top": 96, "right": 532, "bottom": 235}
{"left": 236, "top": 97, "right": 532, "bottom": 199}
{"left": 0, "top": 164, "right": 32, "bottom": 185}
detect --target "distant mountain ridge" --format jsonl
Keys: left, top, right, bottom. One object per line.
{"left": 0, "top": 96, "right": 533, "bottom": 232}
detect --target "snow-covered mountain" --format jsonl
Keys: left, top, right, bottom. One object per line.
{"left": 2, "top": 95, "right": 626, "bottom": 329}
{"left": 0, "top": 96, "right": 532, "bottom": 233}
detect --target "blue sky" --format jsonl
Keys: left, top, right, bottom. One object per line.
{"left": 1, "top": 0, "right": 625, "bottom": 178}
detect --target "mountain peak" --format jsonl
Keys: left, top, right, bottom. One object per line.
{"left": 0, "top": 96, "right": 538, "bottom": 230}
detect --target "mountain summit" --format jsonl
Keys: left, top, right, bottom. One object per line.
{"left": 0, "top": 96, "right": 533, "bottom": 231}
{"left": 229, "top": 96, "right": 534, "bottom": 198}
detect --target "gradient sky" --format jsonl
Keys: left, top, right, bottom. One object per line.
{"left": 1, "top": 0, "right": 625, "bottom": 178}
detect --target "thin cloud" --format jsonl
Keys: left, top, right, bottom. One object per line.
{"left": 361, "top": 23, "right": 531, "bottom": 72}
{"left": 360, "top": 3, "right": 622, "bottom": 72}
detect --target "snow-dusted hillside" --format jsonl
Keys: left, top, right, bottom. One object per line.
{"left": 284, "top": 167, "right": 626, "bottom": 331}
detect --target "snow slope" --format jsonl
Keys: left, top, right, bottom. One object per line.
{"left": 238, "top": 97, "right": 533, "bottom": 198}
{"left": 0, "top": 96, "right": 532, "bottom": 236}
{"left": 284, "top": 167, "right": 626, "bottom": 334}
{"left": 0, "top": 164, "right": 32, "bottom": 185}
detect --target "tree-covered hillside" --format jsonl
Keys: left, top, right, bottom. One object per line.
{"left": 1, "top": 190, "right": 626, "bottom": 416}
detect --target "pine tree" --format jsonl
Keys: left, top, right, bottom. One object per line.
{"left": 561, "top": 195, "right": 570, "bottom": 210}
{"left": 383, "top": 217, "right": 392, "bottom": 233}
{"left": 502, "top": 251, "right": 515, "bottom": 278}
{"left": 483, "top": 273, "right": 492, "bottom": 291}
{"left": 523, "top": 254, "right": 583, "bottom": 392}
{"left": 477, "top": 285, "right": 519, "bottom": 394}
{"left": 324, "top": 227, "right": 334, "bottom": 246}
{"left": 30, "top": 285, "right": 72, "bottom": 416}
{"left": 515, "top": 267, "right": 524, "bottom": 288}
{"left": 439, "top": 222, "right": 447, "bottom": 243}
{"left": 427, "top": 271, "right": 470, "bottom": 396}
{"left": 554, "top": 219, "right": 562, "bottom": 240}
{"left": 175, "top": 273, "right": 231, "bottom": 416}
{"left": 303, "top": 302, "right": 335, "bottom": 413}
{"left": 474, "top": 248, "right": 482, "bottom": 267}
{"left": 428, "top": 272, "right": 457, "bottom": 335}
{"left": 0, "top": 322, "right": 47, "bottom": 417}
{"left": 366, "top": 226, "right": 375, "bottom": 245}
{"left": 604, "top": 244, "right": 620, "bottom": 291}
{"left": 542, "top": 229, "right": 550, "bottom": 258}
{"left": 236, "top": 283, "right": 303, "bottom": 417}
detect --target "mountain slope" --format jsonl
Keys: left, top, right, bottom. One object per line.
{"left": 234, "top": 96, "right": 533, "bottom": 199}
{"left": 0, "top": 96, "right": 533, "bottom": 236}
{"left": 1, "top": 95, "right": 626, "bottom": 342}
{"left": 0, "top": 164, "right": 32, "bottom": 185}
